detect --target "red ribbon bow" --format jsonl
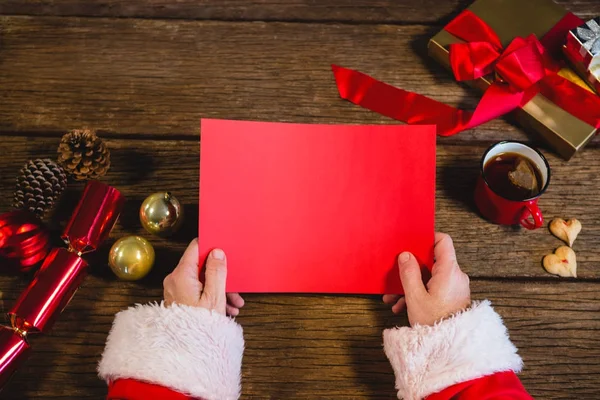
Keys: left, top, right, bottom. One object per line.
{"left": 447, "top": 11, "right": 552, "bottom": 86}
{"left": 332, "top": 10, "right": 600, "bottom": 136}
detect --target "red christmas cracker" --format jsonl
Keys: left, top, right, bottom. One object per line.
{"left": 0, "top": 181, "right": 125, "bottom": 390}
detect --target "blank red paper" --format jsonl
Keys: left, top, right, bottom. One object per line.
{"left": 199, "top": 119, "right": 435, "bottom": 294}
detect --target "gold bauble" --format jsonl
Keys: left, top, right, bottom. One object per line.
{"left": 139, "top": 192, "right": 183, "bottom": 236}
{"left": 108, "top": 236, "right": 155, "bottom": 281}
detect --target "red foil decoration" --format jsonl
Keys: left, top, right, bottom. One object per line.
{"left": 0, "top": 211, "right": 50, "bottom": 272}
{"left": 63, "top": 180, "right": 125, "bottom": 254}
{"left": 8, "top": 181, "right": 124, "bottom": 335}
{"left": 0, "top": 327, "right": 30, "bottom": 390}
{"left": 0, "top": 181, "right": 124, "bottom": 391}
{"left": 9, "top": 248, "right": 88, "bottom": 333}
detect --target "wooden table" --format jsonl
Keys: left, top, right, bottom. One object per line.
{"left": 0, "top": 1, "right": 599, "bottom": 398}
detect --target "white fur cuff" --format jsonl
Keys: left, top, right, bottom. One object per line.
{"left": 98, "top": 302, "right": 244, "bottom": 400}
{"left": 383, "top": 300, "right": 522, "bottom": 400}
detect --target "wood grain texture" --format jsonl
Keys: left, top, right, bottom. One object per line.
{"left": 0, "top": 1, "right": 599, "bottom": 398}
{"left": 0, "top": 0, "right": 597, "bottom": 23}
{"left": 0, "top": 136, "right": 598, "bottom": 280}
{"left": 0, "top": 14, "right": 585, "bottom": 146}
{"left": 0, "top": 279, "right": 598, "bottom": 399}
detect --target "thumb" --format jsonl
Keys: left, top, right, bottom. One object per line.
{"left": 398, "top": 252, "right": 428, "bottom": 301}
{"left": 200, "top": 248, "right": 228, "bottom": 314}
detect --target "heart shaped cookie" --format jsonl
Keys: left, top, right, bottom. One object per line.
{"left": 549, "top": 218, "right": 581, "bottom": 247}
{"left": 543, "top": 246, "right": 577, "bottom": 278}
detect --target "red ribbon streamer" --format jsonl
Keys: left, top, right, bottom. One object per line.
{"left": 332, "top": 10, "right": 600, "bottom": 135}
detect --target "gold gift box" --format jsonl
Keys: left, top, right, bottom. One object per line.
{"left": 428, "top": 0, "right": 597, "bottom": 160}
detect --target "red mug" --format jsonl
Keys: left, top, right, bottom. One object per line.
{"left": 474, "top": 141, "right": 550, "bottom": 230}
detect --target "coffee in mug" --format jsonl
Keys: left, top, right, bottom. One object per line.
{"left": 475, "top": 141, "right": 550, "bottom": 230}
{"left": 483, "top": 152, "right": 543, "bottom": 201}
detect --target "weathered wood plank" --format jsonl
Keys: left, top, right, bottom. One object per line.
{"left": 0, "top": 0, "right": 596, "bottom": 23}
{"left": 0, "top": 279, "right": 598, "bottom": 399}
{"left": 1, "top": 15, "right": 589, "bottom": 146}
{"left": 0, "top": 136, "right": 598, "bottom": 280}
{"left": 0, "top": 3, "right": 597, "bottom": 399}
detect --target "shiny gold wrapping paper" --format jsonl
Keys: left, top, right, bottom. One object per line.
{"left": 428, "top": 0, "right": 597, "bottom": 160}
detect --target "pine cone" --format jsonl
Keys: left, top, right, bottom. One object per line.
{"left": 58, "top": 129, "right": 111, "bottom": 181}
{"left": 13, "top": 159, "right": 68, "bottom": 219}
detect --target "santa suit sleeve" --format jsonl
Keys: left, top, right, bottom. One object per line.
{"left": 97, "top": 302, "right": 244, "bottom": 400}
{"left": 383, "top": 300, "right": 533, "bottom": 400}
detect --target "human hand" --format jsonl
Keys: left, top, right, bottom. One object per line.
{"left": 383, "top": 233, "right": 471, "bottom": 326}
{"left": 163, "top": 239, "right": 245, "bottom": 316}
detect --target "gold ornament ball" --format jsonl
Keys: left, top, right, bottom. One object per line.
{"left": 140, "top": 192, "right": 184, "bottom": 236}
{"left": 108, "top": 236, "right": 155, "bottom": 281}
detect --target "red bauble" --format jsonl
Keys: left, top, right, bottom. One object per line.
{"left": 0, "top": 211, "right": 50, "bottom": 273}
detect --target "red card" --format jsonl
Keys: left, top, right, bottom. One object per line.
{"left": 199, "top": 119, "right": 435, "bottom": 294}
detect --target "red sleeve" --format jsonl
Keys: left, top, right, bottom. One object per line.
{"left": 426, "top": 371, "right": 533, "bottom": 400}
{"left": 107, "top": 372, "right": 531, "bottom": 400}
{"left": 107, "top": 379, "right": 195, "bottom": 400}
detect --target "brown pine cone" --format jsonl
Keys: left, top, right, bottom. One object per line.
{"left": 58, "top": 129, "right": 110, "bottom": 181}
{"left": 13, "top": 159, "right": 68, "bottom": 219}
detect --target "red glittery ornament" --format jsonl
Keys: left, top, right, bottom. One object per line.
{"left": 0, "top": 211, "right": 50, "bottom": 273}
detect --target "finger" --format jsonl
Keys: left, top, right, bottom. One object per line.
{"left": 200, "top": 248, "right": 228, "bottom": 313}
{"left": 391, "top": 297, "right": 407, "bottom": 314}
{"left": 227, "top": 293, "right": 245, "bottom": 308}
{"left": 383, "top": 294, "right": 401, "bottom": 305}
{"left": 163, "top": 274, "right": 174, "bottom": 307}
{"left": 433, "top": 233, "right": 458, "bottom": 273}
{"left": 173, "top": 239, "right": 200, "bottom": 278}
{"left": 398, "top": 252, "right": 428, "bottom": 301}
{"left": 226, "top": 304, "right": 240, "bottom": 317}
